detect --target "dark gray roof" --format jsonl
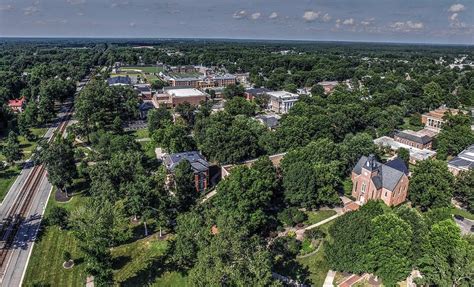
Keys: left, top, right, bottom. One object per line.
{"left": 255, "top": 115, "right": 280, "bottom": 129}
{"left": 134, "top": 85, "right": 151, "bottom": 93}
{"left": 385, "top": 157, "right": 409, "bottom": 175}
{"left": 163, "top": 151, "right": 209, "bottom": 173}
{"left": 139, "top": 101, "right": 154, "bottom": 111}
{"left": 353, "top": 155, "right": 406, "bottom": 192}
{"left": 448, "top": 157, "right": 474, "bottom": 169}
{"left": 107, "top": 76, "right": 132, "bottom": 85}
{"left": 395, "top": 131, "right": 432, "bottom": 145}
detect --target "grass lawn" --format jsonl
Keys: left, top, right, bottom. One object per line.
{"left": 131, "top": 128, "right": 149, "bottom": 139}
{"left": 150, "top": 271, "right": 188, "bottom": 287}
{"left": 0, "top": 127, "right": 47, "bottom": 161}
{"left": 297, "top": 221, "right": 335, "bottom": 286}
{"left": 400, "top": 117, "right": 423, "bottom": 131}
{"left": 112, "top": 236, "right": 170, "bottom": 285}
{"left": 451, "top": 207, "right": 474, "bottom": 220}
{"left": 304, "top": 210, "right": 337, "bottom": 226}
{"left": 0, "top": 165, "right": 21, "bottom": 202}
{"left": 23, "top": 192, "right": 89, "bottom": 287}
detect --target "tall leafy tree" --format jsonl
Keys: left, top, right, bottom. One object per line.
{"left": 147, "top": 107, "right": 172, "bottom": 134}
{"left": 417, "top": 220, "right": 474, "bottom": 287}
{"left": 436, "top": 112, "right": 474, "bottom": 159}
{"left": 453, "top": 170, "right": 474, "bottom": 213}
{"left": 40, "top": 138, "right": 77, "bottom": 196}
{"left": 173, "top": 160, "right": 198, "bottom": 212}
{"left": 2, "top": 131, "right": 22, "bottom": 165}
{"left": 409, "top": 159, "right": 455, "bottom": 210}
{"left": 152, "top": 122, "right": 196, "bottom": 153}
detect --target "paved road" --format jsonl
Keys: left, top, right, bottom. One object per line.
{"left": 0, "top": 103, "right": 71, "bottom": 287}
{"left": 0, "top": 75, "right": 91, "bottom": 286}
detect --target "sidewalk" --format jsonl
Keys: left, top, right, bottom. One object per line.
{"left": 323, "top": 270, "right": 336, "bottom": 287}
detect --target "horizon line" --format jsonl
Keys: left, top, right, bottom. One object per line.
{"left": 0, "top": 36, "right": 473, "bottom": 47}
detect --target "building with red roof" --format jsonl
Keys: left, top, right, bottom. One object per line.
{"left": 8, "top": 97, "right": 25, "bottom": 113}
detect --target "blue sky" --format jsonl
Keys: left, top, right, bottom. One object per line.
{"left": 0, "top": 0, "right": 473, "bottom": 44}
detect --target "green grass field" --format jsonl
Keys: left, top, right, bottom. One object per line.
{"left": 297, "top": 221, "right": 335, "bottom": 286}
{"left": 130, "top": 128, "right": 149, "bottom": 139}
{"left": 0, "top": 165, "right": 20, "bottom": 202}
{"left": 23, "top": 192, "right": 89, "bottom": 287}
{"left": 304, "top": 210, "right": 337, "bottom": 226}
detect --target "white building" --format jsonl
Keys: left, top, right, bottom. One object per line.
{"left": 267, "top": 91, "right": 299, "bottom": 114}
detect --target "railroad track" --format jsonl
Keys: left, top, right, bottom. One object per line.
{"left": 0, "top": 105, "right": 73, "bottom": 275}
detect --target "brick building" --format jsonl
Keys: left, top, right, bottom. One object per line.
{"left": 351, "top": 155, "right": 409, "bottom": 206}
{"left": 267, "top": 91, "right": 299, "bottom": 114}
{"left": 153, "top": 88, "right": 207, "bottom": 108}
{"left": 163, "top": 151, "right": 210, "bottom": 193}
{"left": 394, "top": 130, "right": 433, "bottom": 150}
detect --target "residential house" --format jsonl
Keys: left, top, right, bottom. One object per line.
{"left": 421, "top": 107, "right": 460, "bottom": 133}
{"left": 394, "top": 130, "right": 433, "bottom": 150}
{"left": 163, "top": 151, "right": 210, "bottom": 192}
{"left": 153, "top": 87, "right": 208, "bottom": 108}
{"left": 267, "top": 91, "right": 299, "bottom": 114}
{"left": 351, "top": 155, "right": 409, "bottom": 206}
{"left": 448, "top": 144, "right": 474, "bottom": 175}
{"left": 8, "top": 97, "right": 25, "bottom": 113}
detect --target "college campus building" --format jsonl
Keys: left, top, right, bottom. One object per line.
{"left": 421, "top": 107, "right": 460, "bottom": 133}
{"left": 351, "top": 155, "right": 409, "bottom": 206}
{"left": 159, "top": 65, "right": 237, "bottom": 89}
{"left": 267, "top": 91, "right": 300, "bottom": 114}
{"left": 318, "top": 81, "right": 339, "bottom": 94}
{"left": 448, "top": 144, "right": 474, "bottom": 176}
{"left": 162, "top": 151, "right": 210, "bottom": 193}
{"left": 394, "top": 130, "right": 433, "bottom": 150}
{"left": 106, "top": 76, "right": 132, "bottom": 86}
{"left": 153, "top": 87, "right": 208, "bottom": 108}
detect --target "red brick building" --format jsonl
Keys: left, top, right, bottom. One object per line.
{"left": 163, "top": 151, "right": 210, "bottom": 193}
{"left": 351, "top": 155, "right": 409, "bottom": 206}
{"left": 394, "top": 130, "right": 433, "bottom": 150}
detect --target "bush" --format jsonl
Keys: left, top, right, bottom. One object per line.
{"left": 63, "top": 251, "right": 72, "bottom": 262}
{"left": 278, "top": 207, "right": 308, "bottom": 227}
{"left": 270, "top": 236, "right": 302, "bottom": 259}
{"left": 304, "top": 228, "right": 325, "bottom": 240}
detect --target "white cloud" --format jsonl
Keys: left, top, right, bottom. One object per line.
{"left": 390, "top": 20, "right": 424, "bottom": 32}
{"left": 343, "top": 18, "right": 355, "bottom": 25}
{"left": 23, "top": 6, "right": 39, "bottom": 16}
{"left": 251, "top": 12, "right": 261, "bottom": 20}
{"left": 269, "top": 12, "right": 278, "bottom": 19}
{"left": 77, "top": 12, "right": 84, "bottom": 16}
{"left": 0, "top": 4, "right": 14, "bottom": 11}
{"left": 233, "top": 10, "right": 247, "bottom": 19}
{"left": 303, "top": 10, "right": 320, "bottom": 22}
{"left": 448, "top": 4, "right": 465, "bottom": 13}
{"left": 450, "top": 13, "right": 459, "bottom": 21}
{"left": 129, "top": 22, "right": 136, "bottom": 27}
{"left": 321, "top": 13, "right": 331, "bottom": 22}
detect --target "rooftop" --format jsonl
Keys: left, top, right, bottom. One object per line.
{"left": 422, "top": 107, "right": 460, "bottom": 120}
{"left": 165, "top": 88, "right": 206, "bottom": 98}
{"left": 395, "top": 130, "right": 432, "bottom": 145}
{"left": 448, "top": 144, "right": 474, "bottom": 170}
{"left": 163, "top": 151, "right": 210, "bottom": 173}
{"left": 8, "top": 97, "right": 25, "bottom": 107}
{"left": 107, "top": 76, "right": 132, "bottom": 86}
{"left": 267, "top": 91, "right": 299, "bottom": 100}
{"left": 353, "top": 155, "right": 407, "bottom": 191}
{"left": 374, "top": 136, "right": 437, "bottom": 161}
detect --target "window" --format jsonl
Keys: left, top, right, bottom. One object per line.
{"left": 361, "top": 182, "right": 366, "bottom": 194}
{"left": 384, "top": 191, "right": 388, "bottom": 197}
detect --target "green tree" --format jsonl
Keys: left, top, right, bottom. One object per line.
{"left": 409, "top": 159, "right": 455, "bottom": 210}
{"left": 175, "top": 102, "right": 196, "bottom": 127}
{"left": 2, "top": 131, "right": 22, "bottom": 165}
{"left": 172, "top": 160, "right": 198, "bottom": 212}
{"left": 40, "top": 138, "right": 77, "bottom": 196}
{"left": 436, "top": 112, "right": 474, "bottom": 159}
{"left": 223, "top": 84, "right": 245, "bottom": 99}
{"left": 417, "top": 220, "right": 474, "bottom": 287}
{"left": 367, "top": 213, "right": 413, "bottom": 286}
{"left": 422, "top": 82, "right": 443, "bottom": 110}
{"left": 148, "top": 107, "right": 172, "bottom": 134}
{"left": 454, "top": 170, "right": 474, "bottom": 213}
{"left": 224, "top": 97, "right": 256, "bottom": 117}
{"left": 152, "top": 123, "right": 196, "bottom": 153}
{"left": 48, "top": 206, "right": 69, "bottom": 229}
{"left": 397, "top": 147, "right": 410, "bottom": 167}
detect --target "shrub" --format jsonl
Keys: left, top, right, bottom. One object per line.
{"left": 304, "top": 228, "right": 325, "bottom": 240}
{"left": 278, "top": 207, "right": 308, "bottom": 227}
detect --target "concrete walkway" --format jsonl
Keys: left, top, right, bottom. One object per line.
{"left": 295, "top": 213, "right": 342, "bottom": 239}
{"left": 323, "top": 270, "right": 336, "bottom": 287}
